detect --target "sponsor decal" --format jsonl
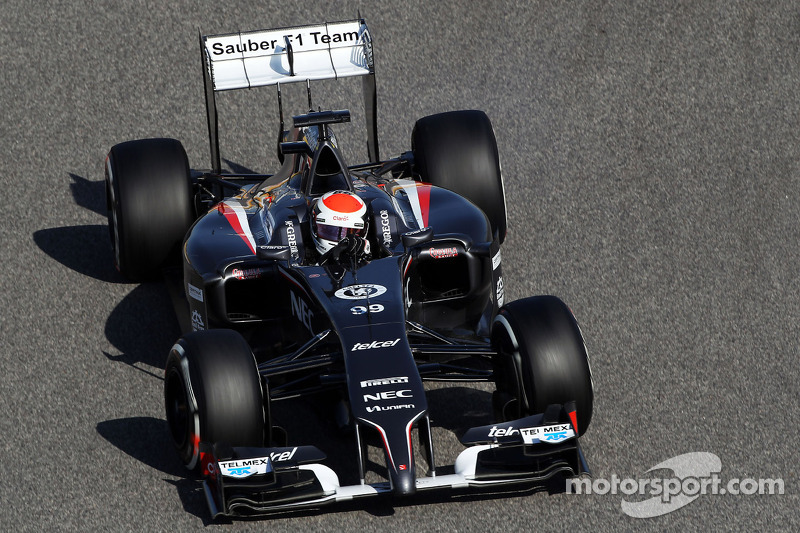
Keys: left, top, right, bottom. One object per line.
{"left": 429, "top": 246, "right": 458, "bottom": 259}
{"left": 335, "top": 284, "right": 387, "bottom": 300}
{"left": 290, "top": 291, "right": 313, "bottom": 332}
{"left": 209, "top": 30, "right": 361, "bottom": 58}
{"left": 350, "top": 304, "right": 384, "bottom": 315}
{"left": 188, "top": 283, "right": 204, "bottom": 302}
{"left": 363, "top": 389, "right": 413, "bottom": 402}
{"left": 488, "top": 425, "right": 520, "bottom": 438}
{"left": 258, "top": 245, "right": 288, "bottom": 253}
{"left": 212, "top": 38, "right": 281, "bottom": 56}
{"left": 380, "top": 210, "right": 392, "bottom": 246}
{"left": 307, "top": 30, "right": 359, "bottom": 45}
{"left": 486, "top": 423, "right": 575, "bottom": 442}
{"left": 519, "top": 424, "right": 575, "bottom": 445}
{"left": 223, "top": 466, "right": 252, "bottom": 477}
{"left": 352, "top": 338, "right": 400, "bottom": 351}
{"left": 220, "top": 457, "right": 270, "bottom": 467}
{"left": 191, "top": 310, "right": 205, "bottom": 331}
{"left": 267, "top": 446, "right": 298, "bottom": 462}
{"left": 219, "top": 457, "right": 272, "bottom": 479}
{"left": 284, "top": 220, "right": 299, "bottom": 260}
{"left": 360, "top": 376, "right": 409, "bottom": 388}
{"left": 366, "top": 404, "right": 415, "bottom": 413}
{"left": 496, "top": 276, "right": 505, "bottom": 307}
{"left": 492, "top": 251, "right": 502, "bottom": 270}
{"left": 231, "top": 267, "right": 263, "bottom": 280}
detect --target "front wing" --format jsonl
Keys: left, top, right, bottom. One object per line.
{"left": 202, "top": 410, "right": 590, "bottom": 518}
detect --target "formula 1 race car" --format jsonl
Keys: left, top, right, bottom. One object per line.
{"left": 104, "top": 19, "right": 594, "bottom": 518}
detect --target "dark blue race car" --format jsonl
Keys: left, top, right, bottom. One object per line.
{"left": 104, "top": 19, "right": 594, "bottom": 518}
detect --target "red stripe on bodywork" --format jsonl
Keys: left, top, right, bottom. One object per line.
{"left": 218, "top": 203, "right": 256, "bottom": 255}
{"left": 417, "top": 184, "right": 431, "bottom": 227}
{"left": 361, "top": 420, "right": 396, "bottom": 471}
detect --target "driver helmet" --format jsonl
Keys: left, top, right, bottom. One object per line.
{"left": 311, "top": 190, "right": 368, "bottom": 255}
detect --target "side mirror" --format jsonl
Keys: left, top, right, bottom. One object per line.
{"left": 257, "top": 245, "right": 291, "bottom": 261}
{"left": 401, "top": 226, "right": 434, "bottom": 249}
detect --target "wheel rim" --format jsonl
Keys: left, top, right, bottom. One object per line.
{"left": 164, "top": 367, "right": 190, "bottom": 450}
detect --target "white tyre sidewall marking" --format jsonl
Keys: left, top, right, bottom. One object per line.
{"left": 106, "top": 157, "right": 121, "bottom": 268}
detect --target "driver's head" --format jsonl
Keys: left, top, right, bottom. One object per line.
{"left": 311, "top": 190, "right": 367, "bottom": 255}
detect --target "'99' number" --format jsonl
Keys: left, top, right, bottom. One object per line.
{"left": 350, "top": 304, "right": 384, "bottom": 315}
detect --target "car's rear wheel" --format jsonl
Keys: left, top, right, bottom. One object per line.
{"left": 411, "top": 110, "right": 507, "bottom": 243}
{"left": 492, "top": 296, "right": 593, "bottom": 435}
{"left": 164, "top": 329, "right": 269, "bottom": 471}
{"left": 105, "top": 138, "right": 193, "bottom": 281}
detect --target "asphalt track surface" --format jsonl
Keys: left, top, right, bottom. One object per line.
{"left": 3, "top": 1, "right": 798, "bottom": 531}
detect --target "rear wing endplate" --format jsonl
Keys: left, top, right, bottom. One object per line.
{"left": 200, "top": 19, "right": 379, "bottom": 172}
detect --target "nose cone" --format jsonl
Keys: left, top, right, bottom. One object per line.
{"left": 390, "top": 465, "right": 416, "bottom": 496}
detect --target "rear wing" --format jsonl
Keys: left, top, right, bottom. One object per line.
{"left": 200, "top": 19, "right": 379, "bottom": 172}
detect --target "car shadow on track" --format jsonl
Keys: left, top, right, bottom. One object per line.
{"left": 96, "top": 417, "right": 184, "bottom": 477}
{"left": 103, "top": 282, "right": 182, "bottom": 371}
{"left": 34, "top": 226, "right": 182, "bottom": 374}
{"left": 35, "top": 175, "right": 184, "bottom": 371}
{"left": 69, "top": 173, "right": 106, "bottom": 216}
{"left": 33, "top": 224, "right": 127, "bottom": 284}
{"left": 34, "top": 175, "right": 123, "bottom": 283}
{"left": 96, "top": 417, "right": 211, "bottom": 522}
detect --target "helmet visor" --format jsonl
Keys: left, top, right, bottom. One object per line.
{"left": 316, "top": 223, "right": 364, "bottom": 243}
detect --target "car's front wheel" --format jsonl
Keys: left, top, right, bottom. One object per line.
{"left": 492, "top": 295, "right": 593, "bottom": 435}
{"left": 164, "top": 329, "right": 269, "bottom": 471}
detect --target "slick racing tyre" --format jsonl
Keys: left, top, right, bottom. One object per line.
{"left": 164, "top": 329, "right": 268, "bottom": 471}
{"left": 412, "top": 110, "right": 507, "bottom": 243}
{"left": 105, "top": 138, "right": 193, "bottom": 281}
{"left": 491, "top": 296, "right": 593, "bottom": 435}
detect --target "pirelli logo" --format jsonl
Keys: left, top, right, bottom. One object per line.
{"left": 360, "top": 376, "right": 409, "bottom": 388}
